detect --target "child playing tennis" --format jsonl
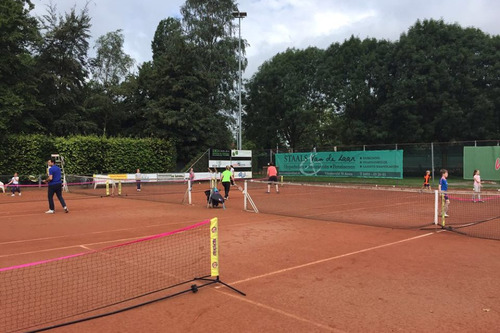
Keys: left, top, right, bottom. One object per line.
{"left": 438, "top": 169, "right": 449, "bottom": 217}
{"left": 6, "top": 172, "right": 21, "bottom": 196}
{"left": 473, "top": 169, "right": 484, "bottom": 203}
{"left": 422, "top": 170, "right": 431, "bottom": 190}
{"left": 266, "top": 162, "right": 279, "bottom": 193}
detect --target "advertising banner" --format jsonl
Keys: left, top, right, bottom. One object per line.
{"left": 275, "top": 150, "right": 403, "bottom": 179}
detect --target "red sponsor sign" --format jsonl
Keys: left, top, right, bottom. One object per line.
{"left": 496, "top": 158, "right": 500, "bottom": 171}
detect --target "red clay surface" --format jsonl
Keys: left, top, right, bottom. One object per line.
{"left": 1, "top": 184, "right": 499, "bottom": 332}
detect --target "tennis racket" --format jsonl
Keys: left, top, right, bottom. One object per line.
{"left": 28, "top": 175, "right": 39, "bottom": 183}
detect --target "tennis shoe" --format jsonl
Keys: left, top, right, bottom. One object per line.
{"left": 64, "top": 206, "right": 69, "bottom": 213}
{"left": 45, "top": 210, "right": 55, "bottom": 214}
{"left": 18, "top": 193, "right": 21, "bottom": 196}
{"left": 444, "top": 214, "right": 449, "bottom": 217}
{"left": 11, "top": 194, "right": 15, "bottom": 196}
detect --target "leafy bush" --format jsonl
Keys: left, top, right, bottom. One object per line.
{"left": 2, "top": 135, "right": 176, "bottom": 175}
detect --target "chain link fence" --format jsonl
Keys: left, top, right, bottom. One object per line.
{"left": 252, "top": 140, "right": 500, "bottom": 181}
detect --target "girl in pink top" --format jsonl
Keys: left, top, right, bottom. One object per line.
{"left": 473, "top": 169, "right": 483, "bottom": 202}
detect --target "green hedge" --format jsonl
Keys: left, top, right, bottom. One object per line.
{"left": 1, "top": 135, "right": 176, "bottom": 175}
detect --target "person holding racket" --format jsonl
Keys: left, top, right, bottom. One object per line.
{"left": 266, "top": 162, "right": 280, "bottom": 194}
{"left": 6, "top": 172, "right": 21, "bottom": 196}
{"left": 438, "top": 169, "right": 449, "bottom": 217}
{"left": 220, "top": 165, "right": 234, "bottom": 200}
{"left": 44, "top": 158, "right": 68, "bottom": 214}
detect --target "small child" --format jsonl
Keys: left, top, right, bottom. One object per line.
{"left": 422, "top": 170, "right": 431, "bottom": 190}
{"left": 438, "top": 169, "right": 449, "bottom": 218}
{"left": 473, "top": 169, "right": 483, "bottom": 203}
{"left": 6, "top": 172, "right": 21, "bottom": 196}
{"left": 135, "top": 168, "right": 141, "bottom": 192}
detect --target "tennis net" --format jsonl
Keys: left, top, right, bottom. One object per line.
{"left": 440, "top": 190, "right": 500, "bottom": 240}
{"left": 66, "top": 175, "right": 191, "bottom": 204}
{"left": 0, "top": 175, "right": 191, "bottom": 205}
{"left": 245, "top": 180, "right": 500, "bottom": 240}
{"left": 0, "top": 219, "right": 216, "bottom": 333}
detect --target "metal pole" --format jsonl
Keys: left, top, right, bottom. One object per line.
{"left": 431, "top": 142, "right": 435, "bottom": 184}
{"left": 237, "top": 16, "right": 242, "bottom": 150}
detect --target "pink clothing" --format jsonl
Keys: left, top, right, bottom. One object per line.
{"left": 267, "top": 165, "right": 278, "bottom": 177}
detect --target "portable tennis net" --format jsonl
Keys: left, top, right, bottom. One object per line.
{"left": 245, "top": 180, "right": 500, "bottom": 240}
{"left": 0, "top": 218, "right": 243, "bottom": 333}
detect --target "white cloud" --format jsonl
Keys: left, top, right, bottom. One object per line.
{"left": 30, "top": 0, "right": 500, "bottom": 78}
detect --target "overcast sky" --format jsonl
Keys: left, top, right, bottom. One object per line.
{"left": 31, "top": 0, "right": 500, "bottom": 78}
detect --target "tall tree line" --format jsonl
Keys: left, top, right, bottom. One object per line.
{"left": 0, "top": 0, "right": 244, "bottom": 166}
{"left": 245, "top": 19, "right": 500, "bottom": 151}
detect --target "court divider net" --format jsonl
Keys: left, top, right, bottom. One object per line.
{"left": 244, "top": 180, "right": 500, "bottom": 240}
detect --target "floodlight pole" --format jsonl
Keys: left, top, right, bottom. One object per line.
{"left": 232, "top": 10, "right": 247, "bottom": 150}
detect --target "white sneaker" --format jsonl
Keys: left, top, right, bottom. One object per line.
{"left": 444, "top": 214, "right": 449, "bottom": 217}
{"left": 18, "top": 193, "right": 21, "bottom": 196}
{"left": 64, "top": 206, "right": 69, "bottom": 213}
{"left": 45, "top": 210, "right": 55, "bottom": 214}
{"left": 11, "top": 194, "right": 15, "bottom": 197}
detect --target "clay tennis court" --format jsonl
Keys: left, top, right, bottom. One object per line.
{"left": 1, "top": 184, "right": 499, "bottom": 332}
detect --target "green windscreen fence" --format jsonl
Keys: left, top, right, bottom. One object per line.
{"left": 275, "top": 150, "right": 403, "bottom": 179}
{"left": 463, "top": 146, "right": 500, "bottom": 181}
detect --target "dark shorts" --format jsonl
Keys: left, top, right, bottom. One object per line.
{"left": 268, "top": 176, "right": 278, "bottom": 183}
{"left": 423, "top": 183, "right": 430, "bottom": 188}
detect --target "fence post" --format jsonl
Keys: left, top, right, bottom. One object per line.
{"left": 431, "top": 142, "right": 435, "bottom": 184}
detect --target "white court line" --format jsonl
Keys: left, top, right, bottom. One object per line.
{"left": 215, "top": 289, "right": 346, "bottom": 333}
{"left": 212, "top": 231, "right": 444, "bottom": 332}
{"left": 224, "top": 230, "right": 443, "bottom": 287}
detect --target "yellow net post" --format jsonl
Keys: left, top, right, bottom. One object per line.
{"left": 105, "top": 181, "right": 110, "bottom": 196}
{"left": 210, "top": 217, "right": 219, "bottom": 277}
{"left": 118, "top": 180, "right": 122, "bottom": 196}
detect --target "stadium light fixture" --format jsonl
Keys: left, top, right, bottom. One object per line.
{"left": 232, "top": 11, "right": 247, "bottom": 150}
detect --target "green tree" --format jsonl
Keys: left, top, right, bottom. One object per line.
{"left": 87, "top": 30, "right": 135, "bottom": 136}
{"left": 0, "top": 0, "right": 41, "bottom": 136}
{"left": 180, "top": 0, "right": 244, "bottom": 137}
{"left": 245, "top": 47, "right": 325, "bottom": 151}
{"left": 91, "top": 30, "right": 134, "bottom": 87}
{"left": 319, "top": 37, "right": 394, "bottom": 145}
{"left": 386, "top": 19, "right": 500, "bottom": 142}
{"left": 131, "top": 18, "right": 232, "bottom": 165}
{"left": 35, "top": 4, "right": 93, "bottom": 135}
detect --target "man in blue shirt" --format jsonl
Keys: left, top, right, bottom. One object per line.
{"left": 44, "top": 158, "right": 69, "bottom": 214}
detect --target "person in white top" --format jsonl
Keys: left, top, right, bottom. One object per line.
{"left": 6, "top": 172, "right": 21, "bottom": 196}
{"left": 135, "top": 169, "right": 142, "bottom": 192}
{"left": 473, "top": 169, "right": 483, "bottom": 203}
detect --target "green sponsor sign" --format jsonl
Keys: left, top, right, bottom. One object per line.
{"left": 463, "top": 146, "right": 500, "bottom": 180}
{"left": 275, "top": 150, "right": 403, "bottom": 179}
